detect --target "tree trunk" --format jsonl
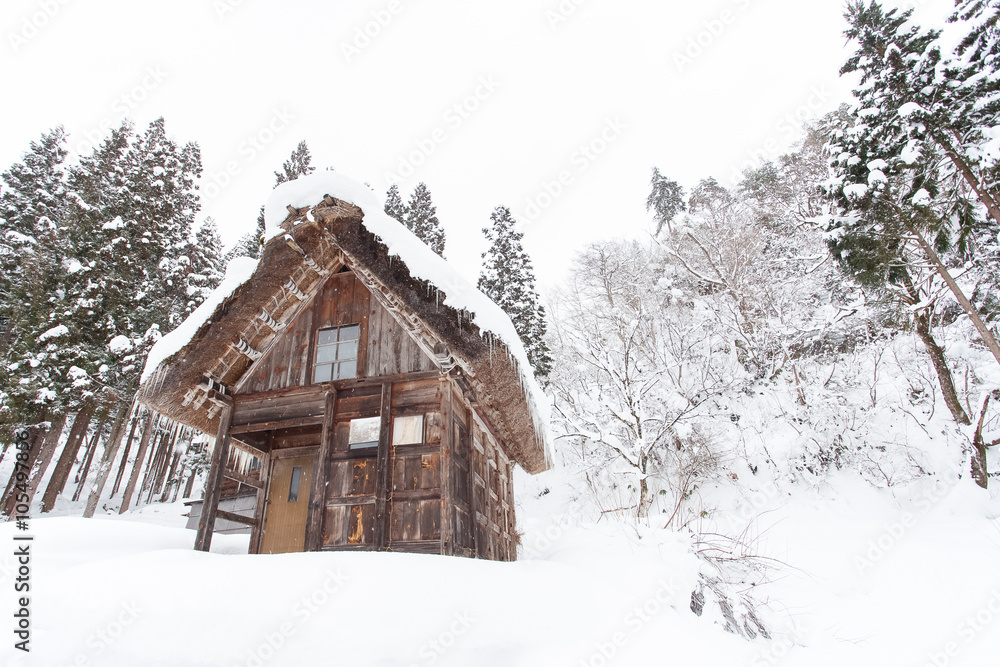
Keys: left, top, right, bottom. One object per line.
{"left": 971, "top": 394, "right": 993, "bottom": 489}
{"left": 906, "top": 221, "right": 1000, "bottom": 370}
{"left": 118, "top": 412, "right": 156, "bottom": 514}
{"left": 1, "top": 427, "right": 42, "bottom": 516}
{"left": 72, "top": 417, "right": 107, "bottom": 502}
{"left": 913, "top": 310, "right": 971, "bottom": 426}
{"left": 41, "top": 407, "right": 93, "bottom": 513}
{"left": 83, "top": 402, "right": 132, "bottom": 518}
{"left": 111, "top": 411, "right": 141, "bottom": 497}
{"left": 16, "top": 415, "right": 67, "bottom": 514}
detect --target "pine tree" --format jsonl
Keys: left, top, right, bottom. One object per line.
{"left": 830, "top": 2, "right": 1000, "bottom": 375}
{"left": 62, "top": 118, "right": 203, "bottom": 399}
{"left": 404, "top": 183, "right": 446, "bottom": 256}
{"left": 0, "top": 127, "right": 79, "bottom": 431}
{"left": 274, "top": 140, "right": 315, "bottom": 184}
{"left": 184, "top": 217, "right": 224, "bottom": 316}
{"left": 646, "top": 168, "right": 685, "bottom": 234}
{"left": 241, "top": 141, "right": 317, "bottom": 260}
{"left": 384, "top": 184, "right": 406, "bottom": 224}
{"left": 478, "top": 206, "right": 552, "bottom": 379}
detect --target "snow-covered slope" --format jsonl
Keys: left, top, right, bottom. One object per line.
{"left": 2, "top": 471, "right": 999, "bottom": 666}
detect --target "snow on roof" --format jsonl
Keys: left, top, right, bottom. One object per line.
{"left": 140, "top": 172, "right": 550, "bottom": 455}
{"left": 140, "top": 256, "right": 258, "bottom": 382}
{"left": 264, "top": 172, "right": 551, "bottom": 436}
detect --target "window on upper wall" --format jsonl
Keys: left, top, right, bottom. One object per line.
{"left": 313, "top": 324, "right": 360, "bottom": 383}
{"left": 392, "top": 415, "right": 424, "bottom": 445}
{"left": 348, "top": 417, "right": 381, "bottom": 451}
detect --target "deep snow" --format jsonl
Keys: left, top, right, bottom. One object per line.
{"left": 2, "top": 467, "right": 999, "bottom": 666}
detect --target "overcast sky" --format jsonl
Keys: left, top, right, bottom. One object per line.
{"left": 1, "top": 0, "right": 956, "bottom": 289}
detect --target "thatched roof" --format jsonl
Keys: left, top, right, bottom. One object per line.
{"left": 138, "top": 196, "right": 550, "bottom": 474}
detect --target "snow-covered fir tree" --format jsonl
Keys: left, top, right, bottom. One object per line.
{"left": 0, "top": 127, "right": 80, "bottom": 431}
{"left": 384, "top": 183, "right": 406, "bottom": 224}
{"left": 404, "top": 182, "right": 446, "bottom": 256}
{"left": 274, "top": 140, "right": 315, "bottom": 185}
{"left": 184, "top": 217, "right": 224, "bottom": 317}
{"left": 239, "top": 140, "right": 317, "bottom": 261}
{"left": 646, "top": 167, "right": 685, "bottom": 234}
{"left": 61, "top": 118, "right": 202, "bottom": 399}
{"left": 478, "top": 205, "right": 552, "bottom": 379}
{"left": 0, "top": 126, "right": 68, "bottom": 336}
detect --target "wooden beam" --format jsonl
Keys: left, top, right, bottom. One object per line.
{"left": 305, "top": 390, "right": 337, "bottom": 551}
{"left": 223, "top": 468, "right": 264, "bottom": 490}
{"left": 440, "top": 377, "right": 453, "bottom": 556}
{"left": 249, "top": 449, "right": 270, "bottom": 555}
{"left": 229, "top": 415, "right": 324, "bottom": 435}
{"left": 195, "top": 396, "right": 234, "bottom": 552}
{"left": 216, "top": 508, "right": 256, "bottom": 527}
{"left": 373, "top": 382, "right": 393, "bottom": 550}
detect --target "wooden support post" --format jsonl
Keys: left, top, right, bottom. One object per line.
{"left": 465, "top": 406, "right": 477, "bottom": 558}
{"left": 195, "top": 397, "right": 234, "bottom": 552}
{"left": 118, "top": 412, "right": 155, "bottom": 514}
{"left": 111, "top": 411, "right": 142, "bottom": 497}
{"left": 248, "top": 450, "right": 270, "bottom": 555}
{"left": 440, "top": 377, "right": 453, "bottom": 556}
{"left": 374, "top": 382, "right": 393, "bottom": 550}
{"left": 83, "top": 403, "right": 131, "bottom": 518}
{"left": 305, "top": 390, "right": 337, "bottom": 551}
{"left": 42, "top": 408, "right": 93, "bottom": 512}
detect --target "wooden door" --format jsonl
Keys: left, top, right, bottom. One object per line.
{"left": 260, "top": 456, "right": 313, "bottom": 554}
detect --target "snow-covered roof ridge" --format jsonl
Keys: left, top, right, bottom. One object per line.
{"left": 138, "top": 171, "right": 550, "bottom": 470}
{"left": 264, "top": 172, "right": 551, "bottom": 450}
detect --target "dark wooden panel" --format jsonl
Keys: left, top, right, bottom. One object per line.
{"left": 334, "top": 385, "right": 382, "bottom": 420}
{"left": 389, "top": 498, "right": 441, "bottom": 542}
{"left": 365, "top": 293, "right": 436, "bottom": 378}
{"left": 233, "top": 387, "right": 326, "bottom": 426}
{"left": 328, "top": 458, "right": 377, "bottom": 498}
{"left": 391, "top": 379, "right": 441, "bottom": 410}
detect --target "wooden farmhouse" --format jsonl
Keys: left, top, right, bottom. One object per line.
{"left": 137, "top": 181, "right": 549, "bottom": 560}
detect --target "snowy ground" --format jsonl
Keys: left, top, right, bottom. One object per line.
{"left": 2, "top": 467, "right": 1000, "bottom": 666}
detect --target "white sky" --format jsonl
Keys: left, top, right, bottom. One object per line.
{"left": 0, "top": 0, "right": 956, "bottom": 290}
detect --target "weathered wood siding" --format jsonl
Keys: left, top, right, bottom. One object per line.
{"left": 239, "top": 271, "right": 435, "bottom": 394}
{"left": 450, "top": 387, "right": 517, "bottom": 561}
{"left": 321, "top": 378, "right": 444, "bottom": 553}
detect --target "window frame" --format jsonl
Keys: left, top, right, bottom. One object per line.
{"left": 313, "top": 323, "right": 361, "bottom": 384}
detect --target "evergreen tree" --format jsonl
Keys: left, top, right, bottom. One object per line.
{"left": 184, "top": 217, "right": 224, "bottom": 316}
{"left": 830, "top": 2, "right": 1000, "bottom": 374}
{"left": 0, "top": 127, "right": 68, "bottom": 337}
{"left": 404, "top": 183, "right": 446, "bottom": 256}
{"left": 384, "top": 183, "right": 406, "bottom": 224}
{"left": 62, "top": 118, "right": 202, "bottom": 399}
{"left": 646, "top": 168, "right": 685, "bottom": 234}
{"left": 274, "top": 140, "right": 315, "bottom": 184}
{"left": 0, "top": 128, "right": 79, "bottom": 430}
{"left": 243, "top": 141, "right": 317, "bottom": 260}
{"left": 478, "top": 206, "right": 552, "bottom": 379}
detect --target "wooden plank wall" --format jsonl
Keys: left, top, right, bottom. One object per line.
{"left": 455, "top": 388, "right": 517, "bottom": 561}
{"left": 321, "top": 378, "right": 444, "bottom": 553}
{"left": 240, "top": 270, "right": 434, "bottom": 394}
